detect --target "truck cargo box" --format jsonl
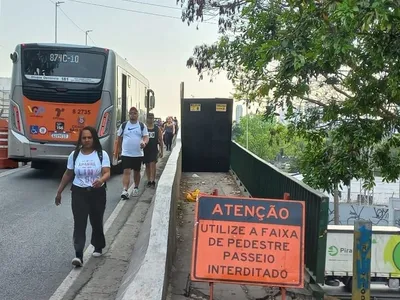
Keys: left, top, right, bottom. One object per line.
{"left": 326, "top": 225, "right": 400, "bottom": 277}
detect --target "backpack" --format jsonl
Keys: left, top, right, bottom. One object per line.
{"left": 72, "top": 149, "right": 107, "bottom": 189}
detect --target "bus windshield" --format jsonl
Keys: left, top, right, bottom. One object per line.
{"left": 22, "top": 49, "right": 106, "bottom": 84}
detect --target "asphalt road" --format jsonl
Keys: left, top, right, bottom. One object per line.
{"left": 0, "top": 165, "right": 125, "bottom": 300}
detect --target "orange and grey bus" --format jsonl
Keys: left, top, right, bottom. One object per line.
{"left": 8, "top": 43, "right": 155, "bottom": 171}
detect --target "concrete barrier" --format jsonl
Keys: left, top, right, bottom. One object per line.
{"left": 116, "top": 134, "right": 182, "bottom": 300}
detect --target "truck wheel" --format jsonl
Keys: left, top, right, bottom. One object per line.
{"left": 344, "top": 277, "right": 352, "bottom": 293}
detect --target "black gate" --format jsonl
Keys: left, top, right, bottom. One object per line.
{"left": 181, "top": 98, "right": 233, "bottom": 172}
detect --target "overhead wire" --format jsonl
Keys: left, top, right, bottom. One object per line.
{"left": 120, "top": 0, "right": 181, "bottom": 11}
{"left": 48, "top": 0, "right": 97, "bottom": 45}
{"left": 67, "top": 0, "right": 216, "bottom": 24}
{"left": 48, "top": 0, "right": 217, "bottom": 45}
{"left": 59, "top": 7, "right": 97, "bottom": 45}
{"left": 119, "top": 0, "right": 216, "bottom": 17}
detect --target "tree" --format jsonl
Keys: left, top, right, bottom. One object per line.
{"left": 177, "top": 0, "right": 400, "bottom": 193}
{"left": 234, "top": 114, "right": 304, "bottom": 164}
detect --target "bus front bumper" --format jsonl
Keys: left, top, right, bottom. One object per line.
{"left": 8, "top": 130, "right": 75, "bottom": 162}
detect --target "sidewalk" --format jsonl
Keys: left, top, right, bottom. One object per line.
{"left": 167, "top": 172, "right": 319, "bottom": 300}
{"left": 57, "top": 153, "right": 171, "bottom": 300}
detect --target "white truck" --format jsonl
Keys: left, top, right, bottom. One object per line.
{"left": 324, "top": 225, "right": 400, "bottom": 292}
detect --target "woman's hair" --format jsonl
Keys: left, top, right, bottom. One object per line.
{"left": 74, "top": 126, "right": 103, "bottom": 153}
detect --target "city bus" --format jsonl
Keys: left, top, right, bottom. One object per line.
{"left": 7, "top": 43, "right": 155, "bottom": 171}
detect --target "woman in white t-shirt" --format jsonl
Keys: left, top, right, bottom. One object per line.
{"left": 55, "top": 126, "right": 111, "bottom": 268}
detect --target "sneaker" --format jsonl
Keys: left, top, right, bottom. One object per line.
{"left": 147, "top": 181, "right": 152, "bottom": 188}
{"left": 121, "top": 189, "right": 129, "bottom": 200}
{"left": 93, "top": 248, "right": 103, "bottom": 257}
{"left": 72, "top": 257, "right": 83, "bottom": 267}
{"left": 151, "top": 181, "right": 156, "bottom": 188}
{"left": 132, "top": 187, "right": 139, "bottom": 197}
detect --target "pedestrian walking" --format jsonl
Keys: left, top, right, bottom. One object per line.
{"left": 144, "top": 113, "right": 163, "bottom": 188}
{"left": 162, "top": 117, "right": 168, "bottom": 146}
{"left": 55, "top": 126, "right": 111, "bottom": 267}
{"left": 173, "top": 117, "right": 179, "bottom": 135}
{"left": 117, "top": 106, "right": 149, "bottom": 199}
{"left": 164, "top": 116, "right": 175, "bottom": 151}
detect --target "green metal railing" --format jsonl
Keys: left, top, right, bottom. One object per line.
{"left": 230, "top": 141, "right": 329, "bottom": 284}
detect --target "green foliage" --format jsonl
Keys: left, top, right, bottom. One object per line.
{"left": 177, "top": 0, "right": 400, "bottom": 192}
{"left": 234, "top": 114, "right": 304, "bottom": 162}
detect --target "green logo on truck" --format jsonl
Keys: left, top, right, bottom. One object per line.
{"left": 328, "top": 246, "right": 338, "bottom": 256}
{"left": 384, "top": 236, "right": 400, "bottom": 271}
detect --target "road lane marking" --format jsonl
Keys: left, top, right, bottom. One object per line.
{"left": 0, "top": 165, "right": 30, "bottom": 178}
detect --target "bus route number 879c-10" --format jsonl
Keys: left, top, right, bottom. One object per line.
{"left": 49, "top": 53, "right": 79, "bottom": 64}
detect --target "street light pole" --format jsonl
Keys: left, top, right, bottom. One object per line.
{"left": 55, "top": 1, "right": 64, "bottom": 43}
{"left": 85, "top": 30, "right": 93, "bottom": 45}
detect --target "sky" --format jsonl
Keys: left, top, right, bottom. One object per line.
{"left": 0, "top": 0, "right": 235, "bottom": 120}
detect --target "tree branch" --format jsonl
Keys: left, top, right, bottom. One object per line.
{"left": 332, "top": 85, "right": 352, "bottom": 99}
{"left": 300, "top": 96, "right": 328, "bottom": 107}
{"left": 380, "top": 106, "right": 398, "bottom": 119}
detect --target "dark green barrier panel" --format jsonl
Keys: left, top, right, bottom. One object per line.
{"left": 230, "top": 141, "right": 329, "bottom": 284}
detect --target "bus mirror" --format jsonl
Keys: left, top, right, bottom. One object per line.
{"left": 9, "top": 52, "right": 18, "bottom": 63}
{"left": 145, "top": 89, "right": 155, "bottom": 109}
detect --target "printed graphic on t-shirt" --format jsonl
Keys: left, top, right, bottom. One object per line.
{"left": 76, "top": 158, "right": 99, "bottom": 186}
{"left": 149, "top": 131, "right": 155, "bottom": 138}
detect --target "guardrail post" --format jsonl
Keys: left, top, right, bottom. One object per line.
{"left": 0, "top": 119, "right": 18, "bottom": 169}
{"left": 352, "top": 220, "right": 372, "bottom": 300}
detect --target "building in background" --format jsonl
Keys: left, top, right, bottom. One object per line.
{"left": 235, "top": 104, "right": 243, "bottom": 123}
{"left": 0, "top": 77, "right": 11, "bottom": 119}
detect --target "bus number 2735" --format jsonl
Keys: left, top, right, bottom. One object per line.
{"left": 72, "top": 109, "right": 91, "bottom": 115}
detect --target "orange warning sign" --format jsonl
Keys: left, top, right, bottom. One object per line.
{"left": 191, "top": 195, "right": 305, "bottom": 288}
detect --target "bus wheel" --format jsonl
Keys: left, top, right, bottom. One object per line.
{"left": 31, "top": 161, "right": 46, "bottom": 170}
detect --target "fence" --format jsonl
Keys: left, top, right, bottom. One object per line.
{"left": 0, "top": 89, "right": 10, "bottom": 119}
{"left": 292, "top": 173, "right": 400, "bottom": 205}
{"left": 230, "top": 141, "right": 329, "bottom": 284}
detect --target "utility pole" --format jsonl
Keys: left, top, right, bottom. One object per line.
{"left": 334, "top": 185, "right": 339, "bottom": 224}
{"left": 55, "top": 1, "right": 64, "bottom": 43}
{"left": 246, "top": 99, "right": 249, "bottom": 149}
{"left": 85, "top": 30, "right": 93, "bottom": 45}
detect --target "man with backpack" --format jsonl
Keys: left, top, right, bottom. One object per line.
{"left": 117, "top": 106, "right": 149, "bottom": 199}
{"left": 143, "top": 113, "right": 163, "bottom": 188}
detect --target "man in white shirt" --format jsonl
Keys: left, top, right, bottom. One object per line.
{"left": 117, "top": 107, "right": 149, "bottom": 199}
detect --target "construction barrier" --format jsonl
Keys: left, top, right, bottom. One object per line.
{"left": 0, "top": 119, "right": 18, "bottom": 169}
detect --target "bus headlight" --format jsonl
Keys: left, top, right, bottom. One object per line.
{"left": 10, "top": 101, "right": 24, "bottom": 135}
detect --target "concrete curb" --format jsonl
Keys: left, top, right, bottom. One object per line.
{"left": 116, "top": 134, "right": 182, "bottom": 300}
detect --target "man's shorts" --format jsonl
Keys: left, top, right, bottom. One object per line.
{"left": 121, "top": 156, "right": 142, "bottom": 172}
